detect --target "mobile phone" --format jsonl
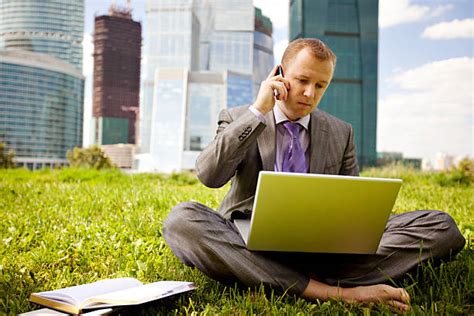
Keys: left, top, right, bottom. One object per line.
{"left": 274, "top": 65, "right": 284, "bottom": 100}
{"left": 275, "top": 65, "right": 284, "bottom": 77}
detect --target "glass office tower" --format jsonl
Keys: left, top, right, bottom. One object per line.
{"left": 0, "top": 0, "right": 84, "bottom": 70}
{"left": 289, "top": 0, "right": 378, "bottom": 166}
{"left": 253, "top": 7, "right": 274, "bottom": 99}
{"left": 208, "top": 0, "right": 254, "bottom": 74}
{"left": 140, "top": 0, "right": 200, "bottom": 153}
{"left": 139, "top": 0, "right": 273, "bottom": 172}
{"left": 0, "top": 51, "right": 84, "bottom": 169}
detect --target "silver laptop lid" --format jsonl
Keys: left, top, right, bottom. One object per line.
{"left": 245, "top": 172, "right": 402, "bottom": 254}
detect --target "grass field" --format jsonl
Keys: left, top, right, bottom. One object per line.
{"left": 0, "top": 166, "right": 472, "bottom": 315}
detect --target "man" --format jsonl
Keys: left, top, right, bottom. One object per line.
{"left": 163, "top": 38, "right": 465, "bottom": 311}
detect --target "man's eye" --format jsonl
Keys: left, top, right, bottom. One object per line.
{"left": 316, "top": 83, "right": 323, "bottom": 89}
{"left": 298, "top": 78, "right": 307, "bottom": 83}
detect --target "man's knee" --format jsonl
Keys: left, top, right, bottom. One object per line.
{"left": 162, "top": 201, "right": 206, "bottom": 245}
{"left": 433, "top": 211, "right": 466, "bottom": 255}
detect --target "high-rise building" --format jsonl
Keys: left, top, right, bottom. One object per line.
{"left": 0, "top": 51, "right": 84, "bottom": 169}
{"left": 207, "top": 0, "right": 254, "bottom": 74}
{"left": 140, "top": 0, "right": 201, "bottom": 153}
{"left": 138, "top": 0, "right": 273, "bottom": 172}
{"left": 0, "top": 0, "right": 84, "bottom": 169}
{"left": 138, "top": 68, "right": 252, "bottom": 172}
{"left": 92, "top": 6, "right": 142, "bottom": 145}
{"left": 0, "top": 0, "right": 84, "bottom": 70}
{"left": 253, "top": 7, "right": 274, "bottom": 99}
{"left": 289, "top": 0, "right": 378, "bottom": 166}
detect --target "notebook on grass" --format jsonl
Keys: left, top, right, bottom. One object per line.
{"left": 29, "top": 278, "right": 195, "bottom": 315}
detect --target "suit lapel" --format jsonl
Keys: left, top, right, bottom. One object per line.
{"left": 257, "top": 110, "right": 276, "bottom": 171}
{"left": 309, "top": 110, "right": 329, "bottom": 173}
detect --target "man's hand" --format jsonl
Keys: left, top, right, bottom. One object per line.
{"left": 342, "top": 284, "right": 411, "bottom": 312}
{"left": 253, "top": 64, "right": 290, "bottom": 115}
{"left": 302, "top": 279, "right": 411, "bottom": 312}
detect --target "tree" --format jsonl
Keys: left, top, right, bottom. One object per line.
{"left": 0, "top": 141, "right": 15, "bottom": 168}
{"left": 452, "top": 157, "right": 474, "bottom": 185}
{"left": 66, "top": 145, "right": 115, "bottom": 169}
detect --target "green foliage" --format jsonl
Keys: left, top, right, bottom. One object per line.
{"left": 433, "top": 157, "right": 474, "bottom": 187}
{"left": 0, "top": 141, "right": 15, "bottom": 169}
{"left": 169, "top": 171, "right": 199, "bottom": 186}
{"left": 66, "top": 145, "right": 115, "bottom": 170}
{"left": 0, "top": 168, "right": 472, "bottom": 314}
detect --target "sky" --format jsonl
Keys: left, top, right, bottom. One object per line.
{"left": 83, "top": 0, "right": 473, "bottom": 162}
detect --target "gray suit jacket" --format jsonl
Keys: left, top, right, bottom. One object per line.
{"left": 196, "top": 104, "right": 359, "bottom": 219}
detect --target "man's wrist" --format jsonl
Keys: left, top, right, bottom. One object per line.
{"left": 249, "top": 105, "right": 267, "bottom": 123}
{"left": 339, "top": 286, "right": 357, "bottom": 303}
{"left": 251, "top": 102, "right": 272, "bottom": 115}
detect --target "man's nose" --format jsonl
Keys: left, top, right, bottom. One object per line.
{"left": 303, "top": 85, "right": 315, "bottom": 99}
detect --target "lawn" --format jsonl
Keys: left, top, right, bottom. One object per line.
{"left": 0, "top": 166, "right": 472, "bottom": 315}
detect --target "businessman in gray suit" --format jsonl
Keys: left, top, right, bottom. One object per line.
{"left": 163, "top": 38, "right": 465, "bottom": 311}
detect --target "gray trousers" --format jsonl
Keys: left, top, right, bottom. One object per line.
{"left": 162, "top": 202, "right": 465, "bottom": 295}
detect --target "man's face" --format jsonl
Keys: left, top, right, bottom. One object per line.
{"left": 279, "top": 48, "right": 334, "bottom": 121}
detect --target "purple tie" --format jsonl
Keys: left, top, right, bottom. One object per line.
{"left": 281, "top": 121, "right": 307, "bottom": 173}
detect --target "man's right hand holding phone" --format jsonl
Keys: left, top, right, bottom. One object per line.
{"left": 252, "top": 64, "right": 290, "bottom": 116}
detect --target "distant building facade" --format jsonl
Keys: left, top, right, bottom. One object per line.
{"left": 140, "top": 0, "right": 200, "bottom": 153}
{"left": 100, "top": 144, "right": 135, "bottom": 168}
{"left": 92, "top": 6, "right": 142, "bottom": 145}
{"left": 289, "top": 0, "right": 378, "bottom": 167}
{"left": 139, "top": 0, "right": 273, "bottom": 172}
{"left": 253, "top": 7, "right": 274, "bottom": 98}
{"left": 0, "top": 51, "right": 84, "bottom": 169}
{"left": 377, "top": 151, "right": 421, "bottom": 169}
{"left": 0, "top": 0, "right": 84, "bottom": 70}
{"left": 0, "top": 0, "right": 84, "bottom": 169}
{"left": 434, "top": 152, "right": 455, "bottom": 171}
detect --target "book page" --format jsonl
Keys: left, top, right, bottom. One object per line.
{"left": 83, "top": 281, "right": 195, "bottom": 308}
{"left": 37, "top": 278, "right": 142, "bottom": 307}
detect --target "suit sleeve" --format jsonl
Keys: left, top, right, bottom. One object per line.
{"left": 339, "top": 125, "right": 360, "bottom": 176}
{"left": 195, "top": 108, "right": 266, "bottom": 188}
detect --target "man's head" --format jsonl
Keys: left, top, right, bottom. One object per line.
{"left": 279, "top": 38, "right": 336, "bottom": 121}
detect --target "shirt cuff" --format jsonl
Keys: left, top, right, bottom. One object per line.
{"left": 249, "top": 106, "right": 266, "bottom": 123}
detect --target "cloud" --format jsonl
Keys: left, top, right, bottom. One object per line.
{"left": 422, "top": 18, "right": 474, "bottom": 39}
{"left": 253, "top": 0, "right": 289, "bottom": 29}
{"left": 378, "top": 57, "right": 473, "bottom": 160}
{"left": 379, "top": 0, "right": 453, "bottom": 28}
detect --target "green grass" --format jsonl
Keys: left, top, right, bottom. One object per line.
{"left": 0, "top": 166, "right": 472, "bottom": 315}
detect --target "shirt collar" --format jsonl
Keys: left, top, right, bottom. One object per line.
{"left": 273, "top": 102, "right": 310, "bottom": 130}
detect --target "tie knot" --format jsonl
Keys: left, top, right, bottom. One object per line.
{"left": 283, "top": 121, "right": 302, "bottom": 138}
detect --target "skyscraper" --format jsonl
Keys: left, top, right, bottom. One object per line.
{"left": 0, "top": 0, "right": 84, "bottom": 70}
{"left": 289, "top": 0, "right": 378, "bottom": 166}
{"left": 140, "top": 0, "right": 200, "bottom": 153}
{"left": 253, "top": 7, "right": 274, "bottom": 99}
{"left": 207, "top": 0, "right": 254, "bottom": 74}
{"left": 138, "top": 0, "right": 273, "bottom": 172}
{"left": 92, "top": 6, "right": 142, "bottom": 145}
{"left": 0, "top": 51, "right": 84, "bottom": 169}
{"left": 0, "top": 0, "right": 85, "bottom": 168}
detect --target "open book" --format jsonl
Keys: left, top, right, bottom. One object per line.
{"left": 29, "top": 278, "right": 196, "bottom": 315}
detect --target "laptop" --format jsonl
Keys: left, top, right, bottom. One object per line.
{"left": 234, "top": 171, "right": 402, "bottom": 254}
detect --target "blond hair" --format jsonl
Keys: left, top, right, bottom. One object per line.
{"left": 281, "top": 38, "right": 337, "bottom": 69}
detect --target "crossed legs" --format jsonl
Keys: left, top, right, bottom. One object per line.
{"left": 162, "top": 202, "right": 465, "bottom": 296}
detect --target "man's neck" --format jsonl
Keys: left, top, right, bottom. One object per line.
{"left": 274, "top": 103, "right": 310, "bottom": 129}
